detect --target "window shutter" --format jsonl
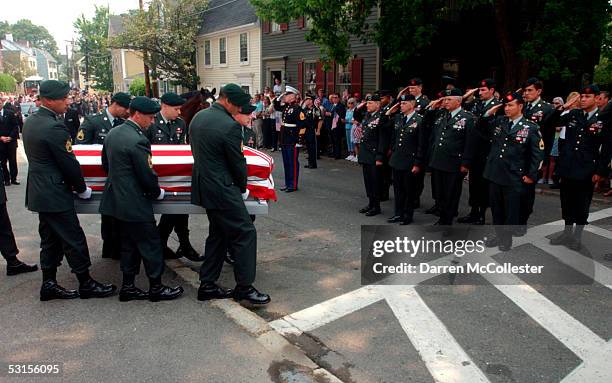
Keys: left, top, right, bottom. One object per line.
{"left": 315, "top": 62, "right": 324, "bottom": 93}
{"left": 263, "top": 21, "right": 270, "bottom": 34}
{"left": 326, "top": 61, "right": 336, "bottom": 95}
{"left": 280, "top": 23, "right": 288, "bottom": 31}
{"left": 297, "top": 62, "right": 304, "bottom": 96}
{"left": 350, "top": 58, "right": 363, "bottom": 96}
{"left": 297, "top": 17, "right": 305, "bottom": 29}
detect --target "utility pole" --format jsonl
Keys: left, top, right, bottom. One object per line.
{"left": 84, "top": 38, "right": 90, "bottom": 92}
{"left": 139, "top": 0, "right": 152, "bottom": 97}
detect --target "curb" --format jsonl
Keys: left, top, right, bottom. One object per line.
{"left": 535, "top": 186, "right": 612, "bottom": 204}
{"left": 165, "top": 259, "right": 344, "bottom": 383}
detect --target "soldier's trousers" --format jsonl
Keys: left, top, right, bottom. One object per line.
{"left": 414, "top": 170, "right": 426, "bottom": 206}
{"left": 117, "top": 219, "right": 164, "bottom": 279}
{"left": 101, "top": 214, "right": 121, "bottom": 258}
{"left": 518, "top": 183, "right": 536, "bottom": 225}
{"left": 0, "top": 141, "right": 18, "bottom": 182}
{"left": 305, "top": 129, "right": 318, "bottom": 168}
{"left": 560, "top": 177, "right": 594, "bottom": 225}
{"left": 281, "top": 145, "right": 299, "bottom": 190}
{"left": 362, "top": 164, "right": 380, "bottom": 210}
{"left": 468, "top": 161, "right": 489, "bottom": 211}
{"left": 200, "top": 206, "right": 257, "bottom": 287}
{"left": 331, "top": 127, "right": 344, "bottom": 159}
{"left": 158, "top": 214, "right": 190, "bottom": 245}
{"left": 377, "top": 161, "right": 392, "bottom": 201}
{"left": 432, "top": 169, "right": 463, "bottom": 224}
{"left": 0, "top": 203, "right": 18, "bottom": 260}
{"left": 38, "top": 210, "right": 91, "bottom": 274}
{"left": 489, "top": 182, "right": 521, "bottom": 246}
{"left": 392, "top": 169, "right": 417, "bottom": 219}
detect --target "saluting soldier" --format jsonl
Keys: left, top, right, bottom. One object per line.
{"left": 407, "top": 78, "right": 430, "bottom": 115}
{"left": 426, "top": 88, "right": 475, "bottom": 225}
{"left": 76, "top": 92, "right": 131, "bottom": 260}
{"left": 406, "top": 78, "right": 430, "bottom": 208}
{"left": 358, "top": 94, "right": 385, "bottom": 216}
{"left": 387, "top": 94, "right": 425, "bottom": 225}
{"left": 520, "top": 77, "right": 555, "bottom": 232}
{"left": 274, "top": 85, "right": 305, "bottom": 193}
{"left": 458, "top": 78, "right": 502, "bottom": 225}
{"left": 22, "top": 80, "right": 116, "bottom": 301}
{"left": 303, "top": 94, "right": 322, "bottom": 169}
{"left": 100, "top": 96, "right": 183, "bottom": 302}
{"left": 144, "top": 92, "right": 200, "bottom": 262}
{"left": 549, "top": 85, "right": 611, "bottom": 250}
{"left": 190, "top": 83, "right": 270, "bottom": 305}
{"left": 377, "top": 90, "right": 395, "bottom": 202}
{"left": 479, "top": 92, "right": 544, "bottom": 250}
{"left": 1, "top": 166, "right": 38, "bottom": 275}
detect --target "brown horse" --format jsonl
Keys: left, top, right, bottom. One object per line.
{"left": 180, "top": 88, "right": 216, "bottom": 128}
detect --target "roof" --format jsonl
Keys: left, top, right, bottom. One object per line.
{"left": 198, "top": 0, "right": 258, "bottom": 35}
{"left": 108, "top": 15, "right": 127, "bottom": 36}
{"left": 33, "top": 48, "right": 57, "bottom": 63}
{"left": 0, "top": 39, "right": 35, "bottom": 56}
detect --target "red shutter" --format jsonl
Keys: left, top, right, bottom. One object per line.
{"left": 350, "top": 58, "right": 363, "bottom": 96}
{"left": 263, "top": 20, "right": 270, "bottom": 34}
{"left": 297, "top": 62, "right": 304, "bottom": 96}
{"left": 326, "top": 61, "right": 336, "bottom": 95}
{"left": 297, "top": 16, "right": 305, "bottom": 29}
{"left": 280, "top": 23, "right": 288, "bottom": 31}
{"left": 315, "top": 62, "right": 324, "bottom": 94}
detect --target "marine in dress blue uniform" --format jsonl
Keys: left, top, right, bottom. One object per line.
{"left": 274, "top": 85, "right": 305, "bottom": 192}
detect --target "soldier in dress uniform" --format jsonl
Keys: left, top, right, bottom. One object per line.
{"left": 22, "top": 80, "right": 116, "bottom": 301}
{"left": 458, "top": 78, "right": 502, "bottom": 225}
{"left": 76, "top": 92, "right": 132, "bottom": 260}
{"left": 387, "top": 94, "right": 425, "bottom": 225}
{"left": 274, "top": 85, "right": 305, "bottom": 193}
{"left": 521, "top": 77, "right": 555, "bottom": 232}
{"left": 549, "top": 85, "right": 611, "bottom": 250}
{"left": 144, "top": 92, "right": 200, "bottom": 262}
{"left": 377, "top": 90, "right": 395, "bottom": 202}
{"left": 303, "top": 94, "right": 322, "bottom": 169}
{"left": 426, "top": 88, "right": 475, "bottom": 225}
{"left": 190, "top": 83, "right": 270, "bottom": 305}
{"left": 64, "top": 95, "right": 81, "bottom": 142}
{"left": 407, "top": 78, "right": 430, "bottom": 208}
{"left": 479, "top": 92, "right": 544, "bottom": 250}
{"left": 358, "top": 94, "right": 385, "bottom": 216}
{"left": 0, "top": 166, "right": 38, "bottom": 275}
{"left": 100, "top": 96, "right": 184, "bottom": 302}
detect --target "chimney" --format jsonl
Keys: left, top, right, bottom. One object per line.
{"left": 5, "top": 33, "right": 13, "bottom": 42}
{"left": 17, "top": 40, "right": 30, "bottom": 48}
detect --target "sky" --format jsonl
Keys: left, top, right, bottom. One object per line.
{"left": 1, "top": 0, "right": 137, "bottom": 55}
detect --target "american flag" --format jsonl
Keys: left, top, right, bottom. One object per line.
{"left": 73, "top": 145, "right": 277, "bottom": 201}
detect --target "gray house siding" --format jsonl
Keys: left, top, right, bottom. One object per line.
{"left": 261, "top": 15, "right": 379, "bottom": 96}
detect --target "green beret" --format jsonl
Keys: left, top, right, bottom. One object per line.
{"left": 129, "top": 96, "right": 161, "bottom": 114}
{"left": 39, "top": 80, "right": 70, "bottom": 100}
{"left": 221, "top": 83, "right": 251, "bottom": 107}
{"left": 239, "top": 104, "right": 256, "bottom": 115}
{"left": 160, "top": 92, "right": 185, "bottom": 106}
{"left": 111, "top": 92, "right": 132, "bottom": 108}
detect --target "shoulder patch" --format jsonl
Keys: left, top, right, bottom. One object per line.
{"left": 148, "top": 154, "right": 153, "bottom": 168}
{"left": 539, "top": 139, "right": 544, "bottom": 150}
{"left": 65, "top": 139, "right": 73, "bottom": 153}
{"left": 77, "top": 129, "right": 85, "bottom": 141}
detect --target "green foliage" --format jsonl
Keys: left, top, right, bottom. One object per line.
{"left": 4, "top": 19, "right": 60, "bottom": 59}
{"left": 594, "top": 57, "right": 612, "bottom": 86}
{"left": 110, "top": 0, "right": 208, "bottom": 90}
{"left": 129, "top": 77, "right": 146, "bottom": 96}
{"left": 2, "top": 54, "right": 36, "bottom": 84}
{"left": 0, "top": 73, "right": 17, "bottom": 92}
{"left": 73, "top": 6, "right": 113, "bottom": 92}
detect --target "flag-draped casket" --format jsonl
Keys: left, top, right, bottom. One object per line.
{"left": 72, "top": 145, "right": 277, "bottom": 201}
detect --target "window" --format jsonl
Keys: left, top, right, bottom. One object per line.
{"left": 239, "top": 33, "right": 248, "bottom": 63}
{"left": 335, "top": 63, "right": 352, "bottom": 95}
{"left": 271, "top": 22, "right": 280, "bottom": 33}
{"left": 204, "top": 40, "right": 211, "bottom": 66}
{"left": 305, "top": 17, "right": 313, "bottom": 29}
{"left": 304, "top": 62, "right": 317, "bottom": 94}
{"left": 241, "top": 85, "right": 250, "bottom": 94}
{"left": 219, "top": 37, "right": 226, "bottom": 65}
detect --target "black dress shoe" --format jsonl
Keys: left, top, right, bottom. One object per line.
{"left": 79, "top": 278, "right": 117, "bottom": 299}
{"left": 365, "top": 208, "right": 381, "bottom": 217}
{"left": 359, "top": 206, "right": 372, "bottom": 214}
{"left": 304, "top": 165, "right": 311, "bottom": 168}
{"left": 233, "top": 286, "right": 270, "bottom": 305}
{"left": 176, "top": 243, "right": 202, "bottom": 261}
{"left": 163, "top": 246, "right": 181, "bottom": 259}
{"left": 513, "top": 227, "right": 527, "bottom": 237}
{"left": 280, "top": 186, "right": 288, "bottom": 191}
{"left": 285, "top": 188, "right": 296, "bottom": 193}
{"left": 119, "top": 284, "right": 149, "bottom": 301}
{"left": 413, "top": 200, "right": 420, "bottom": 209}
{"left": 11, "top": 180, "right": 20, "bottom": 185}
{"left": 40, "top": 280, "right": 80, "bottom": 301}
{"left": 197, "top": 283, "right": 233, "bottom": 301}
{"left": 149, "top": 284, "right": 184, "bottom": 302}
{"left": 225, "top": 253, "right": 236, "bottom": 265}
{"left": 425, "top": 205, "right": 439, "bottom": 215}
{"left": 457, "top": 214, "right": 477, "bottom": 224}
{"left": 485, "top": 237, "right": 499, "bottom": 248}
{"left": 498, "top": 244, "right": 512, "bottom": 252}
{"left": 387, "top": 215, "right": 402, "bottom": 223}
{"left": 400, "top": 218, "right": 413, "bottom": 225}
{"left": 6, "top": 261, "right": 38, "bottom": 276}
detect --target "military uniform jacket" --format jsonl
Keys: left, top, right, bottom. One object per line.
{"left": 99, "top": 120, "right": 161, "bottom": 222}
{"left": 0, "top": 107, "right": 19, "bottom": 140}
{"left": 22, "top": 107, "right": 87, "bottom": 212}
{"left": 190, "top": 102, "right": 247, "bottom": 210}
{"left": 0, "top": 167, "right": 6, "bottom": 204}
{"left": 64, "top": 104, "right": 81, "bottom": 141}
{"left": 358, "top": 110, "right": 386, "bottom": 165}
{"left": 524, "top": 99, "right": 556, "bottom": 143}
{"left": 274, "top": 98, "right": 305, "bottom": 146}
{"left": 144, "top": 113, "right": 187, "bottom": 144}
{"left": 242, "top": 126, "right": 256, "bottom": 148}
{"left": 482, "top": 116, "right": 544, "bottom": 187}
{"left": 415, "top": 95, "right": 430, "bottom": 116}
{"left": 557, "top": 109, "right": 609, "bottom": 180}
{"left": 389, "top": 112, "right": 425, "bottom": 171}
{"left": 304, "top": 106, "right": 322, "bottom": 132}
{"left": 468, "top": 98, "right": 502, "bottom": 160}
{"left": 75, "top": 110, "right": 123, "bottom": 144}
{"left": 427, "top": 108, "right": 475, "bottom": 172}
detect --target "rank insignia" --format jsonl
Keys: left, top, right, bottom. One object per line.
{"left": 148, "top": 155, "right": 153, "bottom": 168}
{"left": 65, "top": 139, "right": 73, "bottom": 153}
{"left": 539, "top": 139, "right": 544, "bottom": 150}
{"left": 76, "top": 129, "right": 85, "bottom": 141}
{"left": 299, "top": 112, "right": 305, "bottom": 121}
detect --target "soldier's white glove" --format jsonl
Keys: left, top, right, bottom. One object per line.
{"left": 77, "top": 187, "right": 92, "bottom": 200}
{"left": 157, "top": 188, "right": 165, "bottom": 200}
{"left": 241, "top": 190, "right": 250, "bottom": 200}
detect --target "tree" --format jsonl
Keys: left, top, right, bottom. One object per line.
{"left": 0, "top": 73, "right": 17, "bottom": 92}
{"left": 109, "top": 0, "right": 209, "bottom": 90}
{"left": 129, "top": 77, "right": 146, "bottom": 96}
{"left": 2, "top": 54, "right": 36, "bottom": 85}
{"left": 74, "top": 6, "right": 113, "bottom": 92}
{"left": 8, "top": 19, "right": 60, "bottom": 58}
